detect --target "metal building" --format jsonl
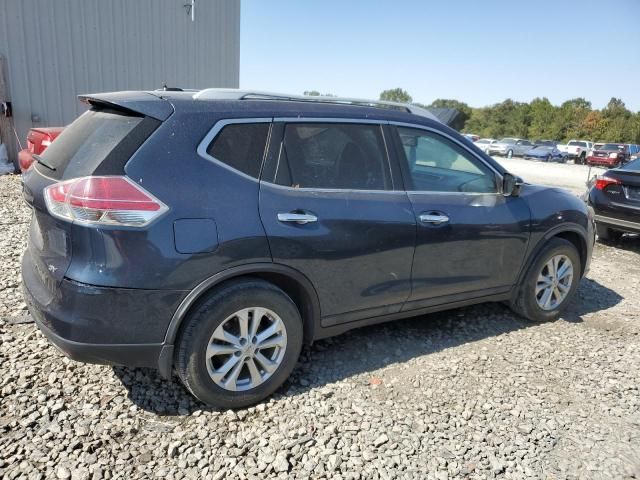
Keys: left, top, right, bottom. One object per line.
{"left": 0, "top": 0, "right": 240, "bottom": 165}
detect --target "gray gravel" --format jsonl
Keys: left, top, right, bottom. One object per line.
{"left": 1, "top": 173, "right": 639, "bottom": 479}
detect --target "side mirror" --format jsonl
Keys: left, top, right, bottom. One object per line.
{"left": 502, "top": 173, "right": 523, "bottom": 197}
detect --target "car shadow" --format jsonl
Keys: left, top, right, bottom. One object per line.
{"left": 113, "top": 278, "right": 622, "bottom": 415}
{"left": 597, "top": 233, "right": 640, "bottom": 254}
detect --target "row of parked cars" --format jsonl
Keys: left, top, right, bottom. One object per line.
{"left": 463, "top": 135, "right": 640, "bottom": 167}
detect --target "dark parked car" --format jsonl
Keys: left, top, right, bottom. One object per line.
{"left": 523, "top": 144, "right": 567, "bottom": 163}
{"left": 22, "top": 90, "right": 595, "bottom": 408}
{"left": 587, "top": 158, "right": 640, "bottom": 241}
{"left": 18, "top": 126, "right": 65, "bottom": 172}
{"left": 587, "top": 143, "right": 629, "bottom": 168}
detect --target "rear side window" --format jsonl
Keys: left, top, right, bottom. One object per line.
{"left": 206, "top": 123, "right": 270, "bottom": 178}
{"left": 40, "top": 108, "right": 152, "bottom": 180}
{"left": 274, "top": 123, "right": 391, "bottom": 190}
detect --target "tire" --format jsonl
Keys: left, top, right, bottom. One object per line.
{"left": 596, "top": 223, "right": 623, "bottom": 242}
{"left": 175, "top": 278, "right": 303, "bottom": 409}
{"left": 507, "top": 150, "right": 513, "bottom": 159}
{"left": 510, "top": 238, "right": 581, "bottom": 323}
{"left": 545, "top": 155, "right": 551, "bottom": 163}
{"left": 578, "top": 153, "right": 586, "bottom": 165}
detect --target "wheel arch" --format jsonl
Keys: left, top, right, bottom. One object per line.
{"left": 164, "top": 264, "right": 321, "bottom": 350}
{"left": 517, "top": 224, "right": 589, "bottom": 289}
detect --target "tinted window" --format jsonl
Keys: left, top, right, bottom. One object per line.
{"left": 40, "top": 108, "right": 145, "bottom": 180}
{"left": 397, "top": 127, "right": 496, "bottom": 193}
{"left": 274, "top": 123, "right": 390, "bottom": 190}
{"left": 207, "top": 123, "right": 270, "bottom": 178}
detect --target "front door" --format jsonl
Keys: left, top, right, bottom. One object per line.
{"left": 390, "top": 125, "right": 530, "bottom": 309}
{"left": 259, "top": 121, "right": 416, "bottom": 326}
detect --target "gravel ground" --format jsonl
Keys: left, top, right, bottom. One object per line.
{"left": 1, "top": 173, "right": 639, "bottom": 480}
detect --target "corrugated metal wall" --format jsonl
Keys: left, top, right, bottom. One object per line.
{"left": 0, "top": 0, "right": 240, "bottom": 153}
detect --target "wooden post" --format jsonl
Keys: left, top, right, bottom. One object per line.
{"left": 0, "top": 55, "right": 19, "bottom": 170}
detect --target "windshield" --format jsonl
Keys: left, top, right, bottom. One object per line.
{"left": 499, "top": 138, "right": 516, "bottom": 143}
{"left": 600, "top": 143, "right": 623, "bottom": 150}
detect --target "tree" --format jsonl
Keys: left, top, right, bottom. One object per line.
{"left": 527, "top": 97, "right": 560, "bottom": 140}
{"left": 379, "top": 88, "right": 412, "bottom": 103}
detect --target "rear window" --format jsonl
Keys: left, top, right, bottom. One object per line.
{"left": 206, "top": 123, "right": 270, "bottom": 178}
{"left": 568, "top": 141, "right": 587, "bottom": 147}
{"left": 39, "top": 108, "right": 148, "bottom": 180}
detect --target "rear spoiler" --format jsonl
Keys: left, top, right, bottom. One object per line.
{"left": 78, "top": 91, "right": 174, "bottom": 121}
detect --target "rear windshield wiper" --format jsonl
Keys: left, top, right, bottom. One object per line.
{"left": 32, "top": 154, "right": 56, "bottom": 171}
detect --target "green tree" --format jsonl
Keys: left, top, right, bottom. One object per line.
{"left": 527, "top": 97, "right": 560, "bottom": 140}
{"left": 379, "top": 88, "right": 412, "bottom": 103}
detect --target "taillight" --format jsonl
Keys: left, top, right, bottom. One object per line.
{"left": 44, "top": 176, "right": 167, "bottom": 227}
{"left": 594, "top": 176, "right": 621, "bottom": 191}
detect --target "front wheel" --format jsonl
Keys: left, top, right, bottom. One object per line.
{"left": 546, "top": 155, "right": 552, "bottom": 162}
{"left": 507, "top": 150, "right": 513, "bottom": 159}
{"left": 175, "top": 278, "right": 303, "bottom": 408}
{"left": 510, "top": 238, "right": 581, "bottom": 322}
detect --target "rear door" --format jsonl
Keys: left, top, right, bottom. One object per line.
{"left": 389, "top": 125, "right": 530, "bottom": 309}
{"left": 259, "top": 120, "right": 416, "bottom": 326}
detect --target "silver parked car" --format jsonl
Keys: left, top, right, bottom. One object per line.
{"left": 487, "top": 138, "right": 534, "bottom": 158}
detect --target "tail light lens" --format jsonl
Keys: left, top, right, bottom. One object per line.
{"left": 44, "top": 176, "right": 168, "bottom": 227}
{"left": 594, "top": 176, "right": 621, "bottom": 191}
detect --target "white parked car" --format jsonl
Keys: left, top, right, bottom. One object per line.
{"left": 566, "top": 139, "right": 593, "bottom": 165}
{"left": 475, "top": 138, "right": 497, "bottom": 153}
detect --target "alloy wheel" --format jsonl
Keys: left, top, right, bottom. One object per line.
{"left": 205, "top": 307, "right": 287, "bottom": 391}
{"left": 535, "top": 254, "right": 574, "bottom": 311}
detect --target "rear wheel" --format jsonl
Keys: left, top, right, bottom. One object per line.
{"left": 175, "top": 278, "right": 303, "bottom": 408}
{"left": 507, "top": 149, "right": 513, "bottom": 159}
{"left": 511, "top": 238, "right": 581, "bottom": 322}
{"left": 578, "top": 153, "right": 586, "bottom": 165}
{"left": 596, "top": 223, "right": 623, "bottom": 242}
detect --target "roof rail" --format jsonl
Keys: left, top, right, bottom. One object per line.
{"left": 192, "top": 88, "right": 439, "bottom": 122}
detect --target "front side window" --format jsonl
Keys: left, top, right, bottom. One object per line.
{"left": 207, "top": 122, "right": 270, "bottom": 178}
{"left": 274, "top": 123, "right": 391, "bottom": 190}
{"left": 397, "top": 127, "right": 497, "bottom": 193}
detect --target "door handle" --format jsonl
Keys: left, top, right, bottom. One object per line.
{"left": 419, "top": 213, "right": 449, "bottom": 225}
{"left": 277, "top": 212, "right": 318, "bottom": 224}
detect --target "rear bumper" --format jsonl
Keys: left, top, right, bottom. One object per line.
{"left": 594, "top": 214, "right": 640, "bottom": 234}
{"left": 22, "top": 251, "right": 185, "bottom": 372}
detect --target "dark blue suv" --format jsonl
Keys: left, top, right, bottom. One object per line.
{"left": 22, "top": 90, "right": 595, "bottom": 408}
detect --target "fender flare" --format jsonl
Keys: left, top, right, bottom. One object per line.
{"left": 515, "top": 223, "right": 590, "bottom": 289}
{"left": 163, "top": 263, "right": 322, "bottom": 346}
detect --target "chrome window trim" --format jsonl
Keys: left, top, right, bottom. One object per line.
{"left": 196, "top": 117, "right": 273, "bottom": 182}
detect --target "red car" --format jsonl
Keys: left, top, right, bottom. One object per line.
{"left": 18, "top": 127, "right": 64, "bottom": 172}
{"left": 586, "top": 143, "right": 629, "bottom": 168}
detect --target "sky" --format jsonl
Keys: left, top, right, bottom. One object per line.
{"left": 241, "top": 0, "right": 640, "bottom": 111}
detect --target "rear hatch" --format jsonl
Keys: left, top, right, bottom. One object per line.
{"left": 22, "top": 93, "right": 170, "bottom": 291}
